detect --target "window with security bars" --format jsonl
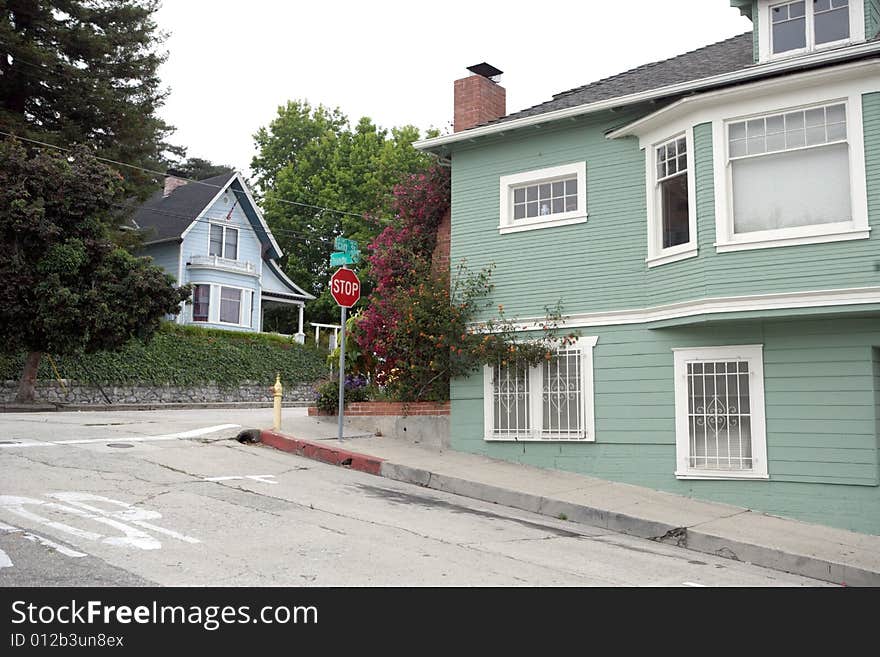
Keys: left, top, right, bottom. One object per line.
{"left": 687, "top": 360, "right": 752, "bottom": 471}
{"left": 490, "top": 361, "right": 531, "bottom": 439}
{"left": 486, "top": 338, "right": 596, "bottom": 442}
{"left": 673, "top": 345, "right": 768, "bottom": 479}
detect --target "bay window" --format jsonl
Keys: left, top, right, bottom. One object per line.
{"left": 718, "top": 97, "right": 868, "bottom": 250}
{"left": 219, "top": 286, "right": 242, "bottom": 324}
{"left": 192, "top": 284, "right": 210, "bottom": 322}
{"left": 646, "top": 131, "right": 697, "bottom": 267}
{"left": 729, "top": 103, "right": 850, "bottom": 234}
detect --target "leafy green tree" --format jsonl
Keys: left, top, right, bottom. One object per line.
{"left": 0, "top": 140, "right": 190, "bottom": 403}
{"left": 169, "top": 157, "right": 235, "bottom": 181}
{"left": 251, "top": 100, "right": 438, "bottom": 324}
{"left": 0, "top": 0, "right": 177, "bottom": 199}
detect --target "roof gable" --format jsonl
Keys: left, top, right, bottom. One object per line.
{"left": 131, "top": 172, "right": 282, "bottom": 260}
{"left": 130, "top": 172, "right": 235, "bottom": 243}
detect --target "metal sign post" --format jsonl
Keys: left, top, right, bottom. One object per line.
{"left": 328, "top": 240, "right": 361, "bottom": 443}
{"left": 337, "top": 305, "right": 347, "bottom": 442}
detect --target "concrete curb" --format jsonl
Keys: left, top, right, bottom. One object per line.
{"left": 260, "top": 430, "right": 384, "bottom": 475}
{"left": 258, "top": 432, "right": 880, "bottom": 586}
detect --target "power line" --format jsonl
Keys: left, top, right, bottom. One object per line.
{"left": 0, "top": 129, "right": 396, "bottom": 225}
{"left": 122, "top": 204, "right": 338, "bottom": 249}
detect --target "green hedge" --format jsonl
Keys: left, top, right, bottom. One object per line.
{"left": 0, "top": 323, "right": 328, "bottom": 388}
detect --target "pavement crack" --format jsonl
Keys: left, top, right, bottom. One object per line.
{"left": 687, "top": 509, "right": 751, "bottom": 530}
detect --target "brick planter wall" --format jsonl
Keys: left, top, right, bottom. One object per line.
{"left": 309, "top": 401, "right": 450, "bottom": 449}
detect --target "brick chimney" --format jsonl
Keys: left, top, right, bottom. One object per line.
{"left": 454, "top": 63, "right": 506, "bottom": 132}
{"left": 163, "top": 169, "right": 188, "bottom": 197}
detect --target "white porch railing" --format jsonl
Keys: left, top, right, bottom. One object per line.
{"left": 187, "top": 255, "right": 256, "bottom": 275}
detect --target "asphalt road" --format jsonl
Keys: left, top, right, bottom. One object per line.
{"left": 0, "top": 408, "right": 831, "bottom": 586}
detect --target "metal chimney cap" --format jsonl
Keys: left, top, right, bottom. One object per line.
{"left": 467, "top": 63, "right": 503, "bottom": 79}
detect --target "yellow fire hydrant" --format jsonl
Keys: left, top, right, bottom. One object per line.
{"left": 272, "top": 372, "right": 283, "bottom": 430}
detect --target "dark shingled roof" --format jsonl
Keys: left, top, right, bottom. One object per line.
{"left": 130, "top": 172, "right": 236, "bottom": 244}
{"left": 489, "top": 32, "right": 756, "bottom": 126}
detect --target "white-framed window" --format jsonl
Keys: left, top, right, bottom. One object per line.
{"left": 219, "top": 286, "right": 243, "bottom": 324}
{"left": 645, "top": 130, "right": 697, "bottom": 267}
{"left": 672, "top": 345, "right": 768, "bottom": 480}
{"left": 757, "top": 0, "right": 863, "bottom": 62}
{"left": 498, "top": 162, "right": 587, "bottom": 235}
{"left": 209, "top": 224, "right": 239, "bottom": 260}
{"left": 190, "top": 282, "right": 252, "bottom": 327}
{"left": 716, "top": 95, "right": 869, "bottom": 251}
{"left": 192, "top": 284, "right": 210, "bottom": 322}
{"left": 483, "top": 336, "right": 598, "bottom": 441}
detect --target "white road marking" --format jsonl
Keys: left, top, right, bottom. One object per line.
{"left": 202, "top": 474, "right": 278, "bottom": 485}
{"left": 0, "top": 493, "right": 200, "bottom": 551}
{"left": 0, "top": 424, "right": 241, "bottom": 449}
{"left": 0, "top": 521, "right": 87, "bottom": 558}
{"left": 0, "top": 547, "right": 12, "bottom": 569}
{"left": 682, "top": 581, "right": 707, "bottom": 587}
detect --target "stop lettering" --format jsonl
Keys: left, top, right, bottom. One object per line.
{"left": 330, "top": 268, "right": 361, "bottom": 308}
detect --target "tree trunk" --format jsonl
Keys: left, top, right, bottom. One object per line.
{"left": 15, "top": 351, "right": 42, "bottom": 404}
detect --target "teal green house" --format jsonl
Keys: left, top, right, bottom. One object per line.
{"left": 416, "top": 1, "right": 880, "bottom": 535}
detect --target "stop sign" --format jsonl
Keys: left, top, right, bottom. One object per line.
{"left": 330, "top": 268, "right": 361, "bottom": 308}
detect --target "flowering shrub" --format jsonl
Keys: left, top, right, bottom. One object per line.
{"left": 314, "top": 374, "right": 369, "bottom": 413}
{"left": 354, "top": 165, "right": 576, "bottom": 402}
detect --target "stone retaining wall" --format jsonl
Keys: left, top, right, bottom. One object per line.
{"left": 1, "top": 380, "right": 316, "bottom": 405}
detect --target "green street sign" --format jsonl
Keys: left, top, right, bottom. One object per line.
{"left": 334, "top": 236, "right": 358, "bottom": 253}
{"left": 330, "top": 251, "right": 352, "bottom": 267}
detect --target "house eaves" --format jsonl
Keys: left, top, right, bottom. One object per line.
{"left": 415, "top": 39, "right": 880, "bottom": 154}
{"left": 606, "top": 57, "right": 880, "bottom": 139}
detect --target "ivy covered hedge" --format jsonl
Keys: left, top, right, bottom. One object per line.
{"left": 0, "top": 323, "right": 328, "bottom": 388}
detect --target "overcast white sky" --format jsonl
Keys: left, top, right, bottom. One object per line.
{"left": 155, "top": 1, "right": 752, "bottom": 174}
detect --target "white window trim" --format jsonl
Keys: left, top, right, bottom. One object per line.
{"left": 189, "top": 282, "right": 253, "bottom": 328}
{"left": 498, "top": 162, "right": 587, "bottom": 235}
{"left": 757, "top": 0, "right": 864, "bottom": 63}
{"left": 672, "top": 344, "right": 769, "bottom": 481}
{"left": 483, "top": 336, "right": 598, "bottom": 442}
{"left": 208, "top": 223, "right": 239, "bottom": 261}
{"left": 645, "top": 128, "right": 698, "bottom": 267}
{"left": 713, "top": 92, "right": 869, "bottom": 252}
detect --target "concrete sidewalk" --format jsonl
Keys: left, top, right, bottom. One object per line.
{"left": 257, "top": 416, "right": 880, "bottom": 587}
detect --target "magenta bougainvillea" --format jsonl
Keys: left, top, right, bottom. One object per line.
{"left": 353, "top": 165, "right": 575, "bottom": 402}
{"left": 354, "top": 165, "right": 450, "bottom": 389}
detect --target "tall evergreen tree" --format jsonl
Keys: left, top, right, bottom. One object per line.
{"left": 169, "top": 157, "right": 235, "bottom": 181}
{"left": 0, "top": 0, "right": 176, "bottom": 198}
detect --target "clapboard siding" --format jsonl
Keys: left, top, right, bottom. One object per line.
{"left": 450, "top": 316, "right": 880, "bottom": 533}
{"left": 140, "top": 242, "right": 180, "bottom": 282}
{"left": 867, "top": 0, "right": 880, "bottom": 37}
{"left": 451, "top": 94, "right": 880, "bottom": 323}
